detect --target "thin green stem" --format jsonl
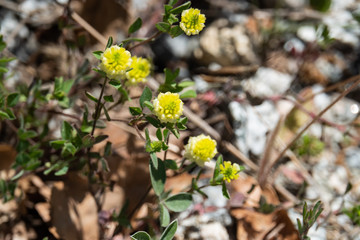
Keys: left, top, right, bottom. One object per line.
{"left": 128, "top": 31, "right": 162, "bottom": 51}
{"left": 91, "top": 77, "right": 108, "bottom": 137}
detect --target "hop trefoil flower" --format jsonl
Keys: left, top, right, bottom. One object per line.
{"left": 99, "top": 45, "right": 132, "bottom": 80}
{"left": 180, "top": 8, "right": 206, "bottom": 36}
{"left": 220, "top": 161, "right": 241, "bottom": 183}
{"left": 184, "top": 134, "right": 217, "bottom": 166}
{"left": 153, "top": 92, "right": 184, "bottom": 123}
{"left": 126, "top": 56, "right": 151, "bottom": 86}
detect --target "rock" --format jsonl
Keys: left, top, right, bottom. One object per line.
{"left": 241, "top": 67, "right": 293, "bottom": 98}
{"left": 229, "top": 100, "right": 280, "bottom": 157}
{"left": 197, "top": 18, "right": 259, "bottom": 66}
{"left": 345, "top": 146, "right": 360, "bottom": 176}
{"left": 200, "top": 222, "right": 229, "bottom": 240}
{"left": 297, "top": 26, "right": 317, "bottom": 43}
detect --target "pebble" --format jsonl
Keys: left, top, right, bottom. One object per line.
{"left": 241, "top": 67, "right": 293, "bottom": 98}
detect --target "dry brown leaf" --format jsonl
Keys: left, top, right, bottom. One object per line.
{"left": 231, "top": 208, "right": 299, "bottom": 240}
{"left": 230, "top": 174, "right": 279, "bottom": 208}
{"left": 50, "top": 173, "right": 99, "bottom": 240}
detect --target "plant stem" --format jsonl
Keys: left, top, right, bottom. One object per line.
{"left": 128, "top": 31, "right": 162, "bottom": 51}
{"left": 91, "top": 77, "right": 108, "bottom": 137}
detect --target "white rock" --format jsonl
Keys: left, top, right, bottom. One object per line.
{"left": 241, "top": 67, "right": 293, "bottom": 98}
{"left": 297, "top": 26, "right": 317, "bottom": 43}
{"left": 229, "top": 101, "right": 279, "bottom": 156}
{"left": 307, "top": 223, "right": 327, "bottom": 240}
{"left": 200, "top": 222, "right": 229, "bottom": 240}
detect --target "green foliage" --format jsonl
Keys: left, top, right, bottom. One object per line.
{"left": 297, "top": 201, "right": 324, "bottom": 240}
{"left": 293, "top": 135, "right": 325, "bottom": 157}
{"left": 310, "top": 0, "right": 331, "bottom": 12}
{"left": 343, "top": 205, "right": 360, "bottom": 226}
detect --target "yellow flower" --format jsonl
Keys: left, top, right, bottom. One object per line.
{"left": 220, "top": 161, "right": 241, "bottom": 183}
{"left": 180, "top": 8, "right": 206, "bottom": 36}
{"left": 99, "top": 45, "right": 132, "bottom": 79}
{"left": 184, "top": 134, "right": 217, "bottom": 166}
{"left": 153, "top": 92, "right": 183, "bottom": 123}
{"left": 126, "top": 56, "right": 151, "bottom": 86}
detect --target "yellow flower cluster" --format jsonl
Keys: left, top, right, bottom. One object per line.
{"left": 153, "top": 92, "right": 183, "bottom": 123}
{"left": 99, "top": 45, "right": 132, "bottom": 80}
{"left": 125, "top": 56, "right": 151, "bottom": 86}
{"left": 180, "top": 8, "right": 206, "bottom": 36}
{"left": 220, "top": 161, "right": 241, "bottom": 183}
{"left": 184, "top": 134, "right": 217, "bottom": 166}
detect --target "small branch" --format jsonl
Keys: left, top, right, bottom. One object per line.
{"left": 263, "top": 77, "right": 360, "bottom": 180}
{"left": 128, "top": 31, "right": 162, "bottom": 51}
{"left": 300, "top": 74, "right": 360, "bottom": 103}
{"left": 91, "top": 78, "right": 108, "bottom": 137}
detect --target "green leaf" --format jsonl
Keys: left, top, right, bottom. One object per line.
{"left": 7, "top": 93, "right": 20, "bottom": 107}
{"left": 168, "top": 126, "right": 179, "bottom": 139}
{"left": 106, "top": 36, "right": 113, "bottom": 49}
{"left": 159, "top": 203, "right": 170, "bottom": 227}
{"left": 156, "top": 128, "right": 162, "bottom": 141}
{"left": 100, "top": 157, "right": 110, "bottom": 172}
{"left": 104, "top": 141, "right": 112, "bottom": 156}
{"left": 150, "top": 152, "right": 158, "bottom": 169}
{"left": 63, "top": 142, "right": 77, "bottom": 156}
{"left": 94, "top": 135, "right": 108, "bottom": 144}
{"left": 222, "top": 181, "right": 230, "bottom": 199}
{"left": 129, "top": 107, "right": 142, "bottom": 116}
{"left": 117, "top": 85, "right": 131, "bottom": 101}
{"left": 164, "top": 68, "right": 179, "bottom": 85}
{"left": 144, "top": 101, "right": 154, "bottom": 111}
{"left": 212, "top": 155, "right": 223, "bottom": 184}
{"left": 103, "top": 105, "right": 111, "bottom": 121}
{"left": 93, "top": 51, "right": 103, "bottom": 60}
{"left": 180, "top": 89, "right": 196, "bottom": 99}
{"left": 61, "top": 121, "right": 73, "bottom": 140}
{"left": 62, "top": 79, "right": 75, "bottom": 94}
{"left": 128, "top": 17, "right": 142, "bottom": 34}
{"left": 109, "top": 79, "right": 121, "bottom": 87}
{"left": 92, "top": 68, "right": 107, "bottom": 77}
{"left": 169, "top": 1, "right": 191, "bottom": 14}
{"left": 310, "top": 0, "right": 331, "bottom": 12}
{"left": 50, "top": 140, "right": 66, "bottom": 149}
{"left": 140, "top": 87, "right": 152, "bottom": 109}
{"left": 104, "top": 95, "right": 114, "bottom": 102}
{"left": 145, "top": 116, "right": 162, "bottom": 128}
{"left": 156, "top": 22, "right": 171, "bottom": 33}
{"left": 164, "top": 193, "right": 192, "bottom": 212}
{"left": 0, "top": 110, "right": 10, "bottom": 119}
{"left": 149, "top": 157, "right": 166, "bottom": 196}
{"left": 169, "top": 0, "right": 178, "bottom": 6}
{"left": 164, "top": 159, "right": 178, "bottom": 170}
{"left": 55, "top": 165, "right": 69, "bottom": 176}
{"left": 170, "top": 26, "right": 183, "bottom": 38}
{"left": 0, "top": 66, "right": 8, "bottom": 73}
{"left": 178, "top": 81, "right": 194, "bottom": 88}
{"left": 18, "top": 130, "right": 37, "bottom": 140}
{"left": 131, "top": 231, "right": 151, "bottom": 240}
{"left": 11, "top": 170, "right": 24, "bottom": 181}
{"left": 167, "top": 14, "right": 179, "bottom": 25}
{"left": 85, "top": 91, "right": 98, "bottom": 103}
{"left": 160, "top": 219, "right": 178, "bottom": 240}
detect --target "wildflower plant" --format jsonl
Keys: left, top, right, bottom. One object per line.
{"left": 125, "top": 56, "right": 151, "bottom": 85}
{"left": 184, "top": 134, "right": 217, "bottom": 166}
{"left": 180, "top": 8, "right": 206, "bottom": 36}
{"left": 220, "top": 161, "right": 242, "bottom": 183}
{"left": 0, "top": 1, "right": 244, "bottom": 239}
